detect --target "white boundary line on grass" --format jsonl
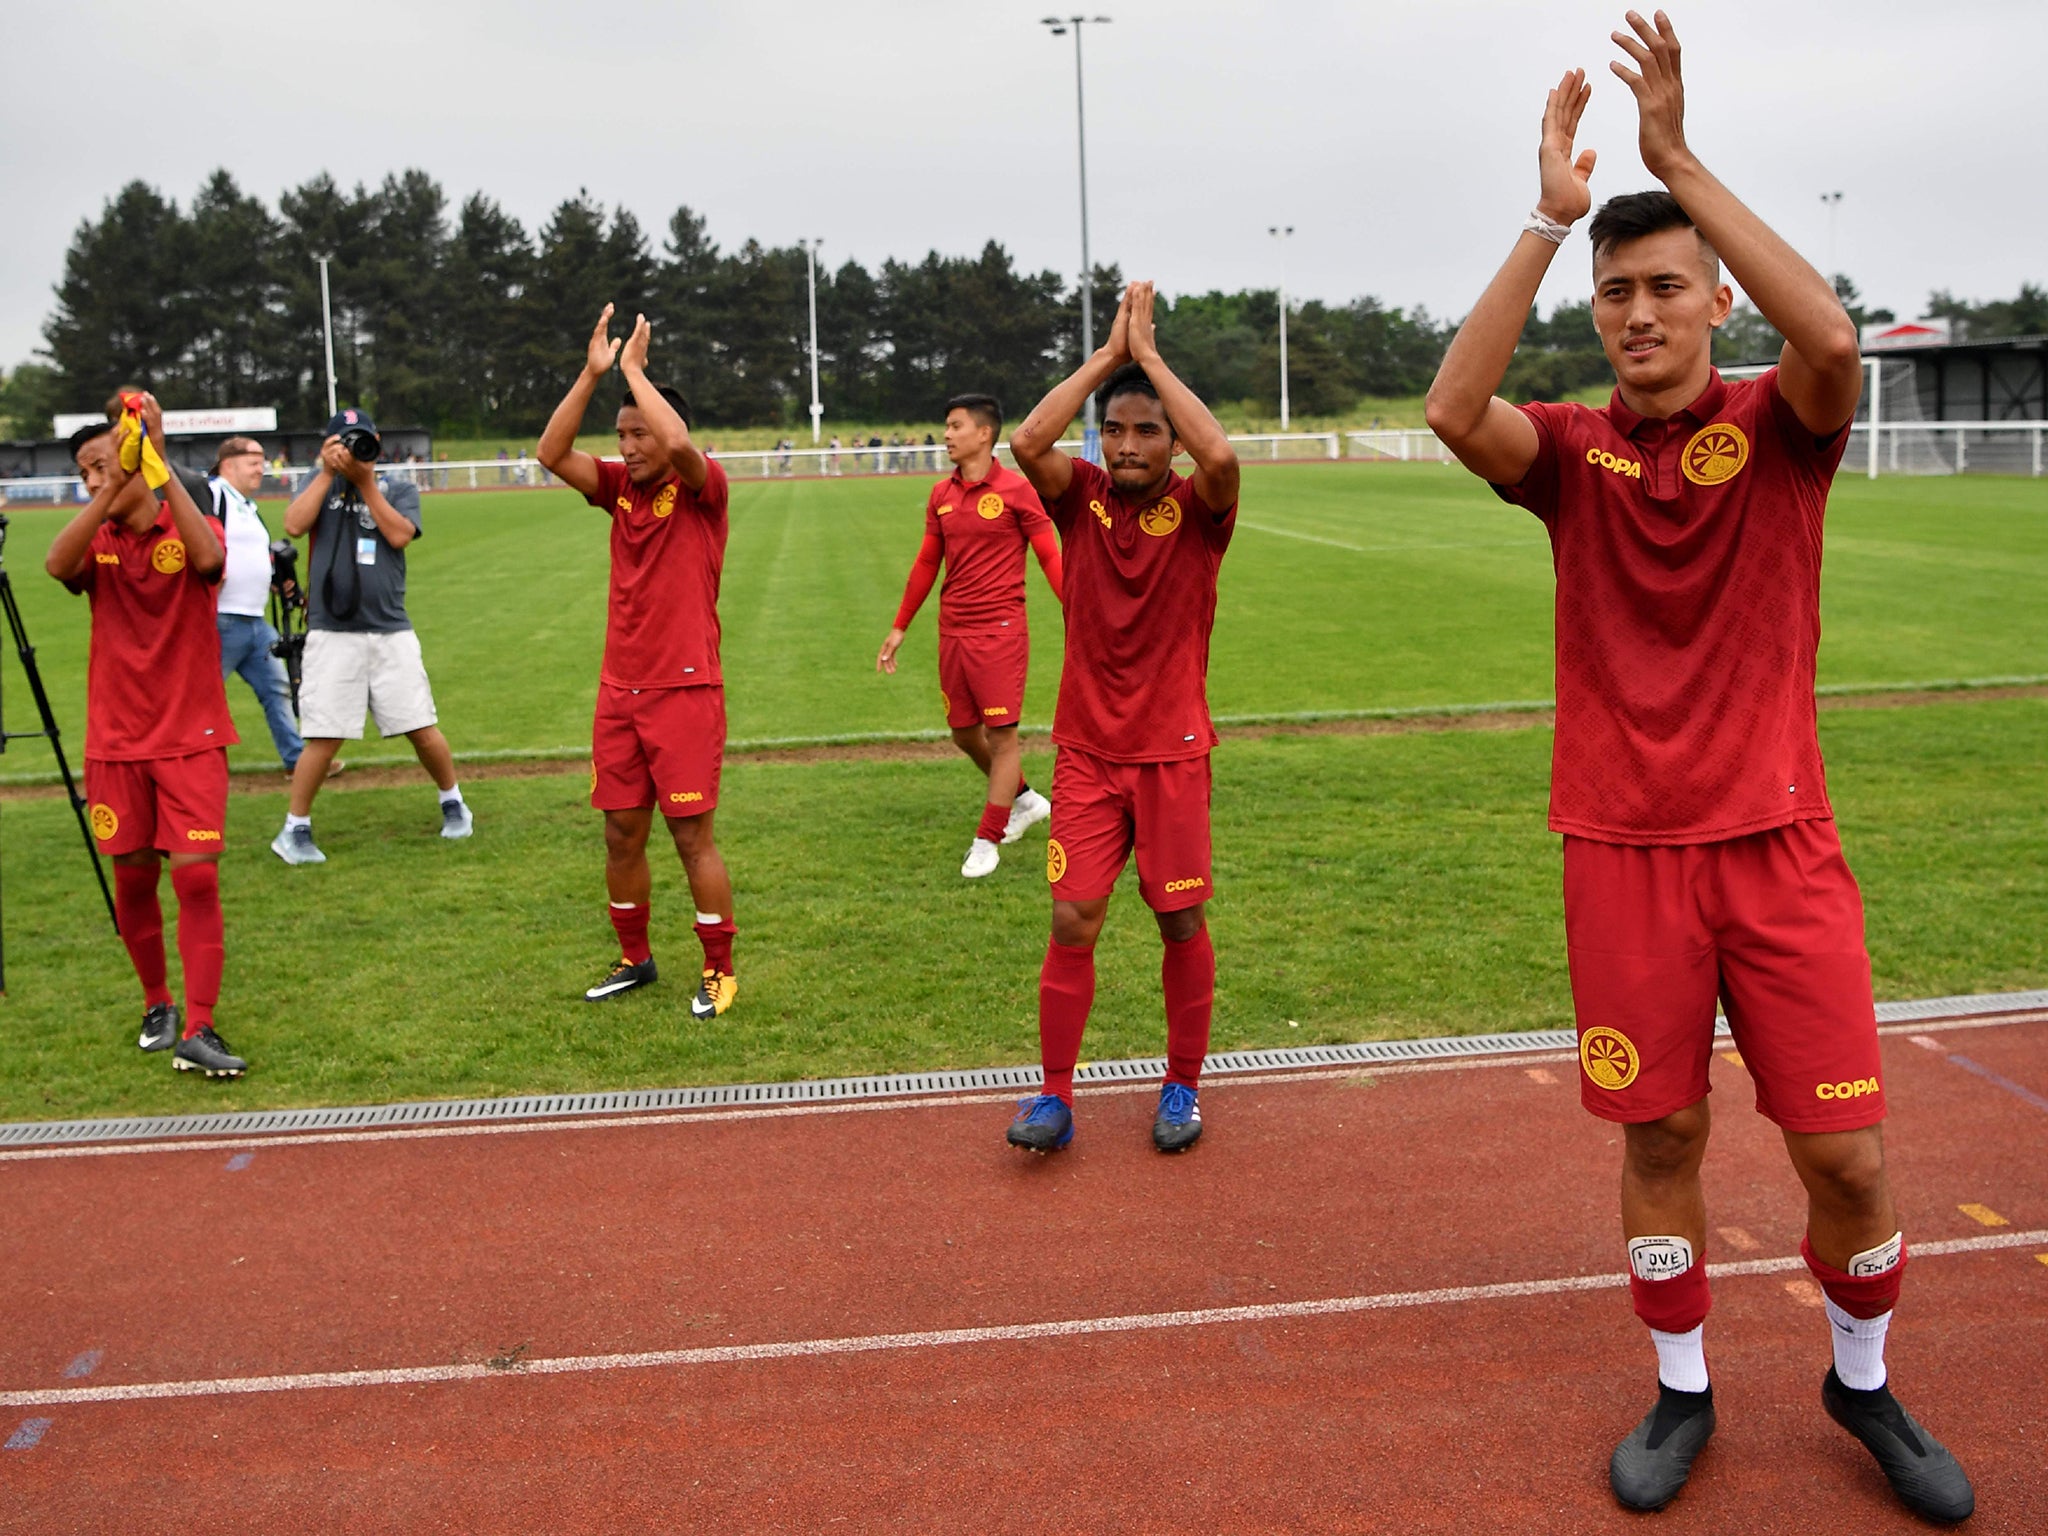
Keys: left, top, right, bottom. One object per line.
{"left": 4, "top": 1228, "right": 2041, "bottom": 1410}
{"left": 1, "top": 1009, "right": 2038, "bottom": 1166}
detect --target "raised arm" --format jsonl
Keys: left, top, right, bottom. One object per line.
{"left": 282, "top": 457, "right": 333, "bottom": 538}
{"left": 537, "top": 305, "right": 621, "bottom": 500}
{"left": 44, "top": 464, "right": 123, "bottom": 584}
{"left": 1010, "top": 288, "right": 1134, "bottom": 507}
{"left": 1611, "top": 9, "right": 1860, "bottom": 433}
{"left": 1124, "top": 281, "right": 1238, "bottom": 513}
{"left": 1425, "top": 70, "right": 1597, "bottom": 486}
{"left": 150, "top": 402, "right": 223, "bottom": 578}
{"left": 617, "top": 312, "right": 709, "bottom": 493}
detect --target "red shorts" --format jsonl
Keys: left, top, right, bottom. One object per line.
{"left": 591, "top": 684, "right": 724, "bottom": 816}
{"left": 1047, "top": 747, "right": 1212, "bottom": 911}
{"left": 85, "top": 750, "right": 229, "bottom": 856}
{"left": 938, "top": 628, "right": 1027, "bottom": 731}
{"left": 1563, "top": 818, "right": 1884, "bottom": 1133}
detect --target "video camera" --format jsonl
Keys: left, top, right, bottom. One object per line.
{"left": 267, "top": 537, "right": 307, "bottom": 716}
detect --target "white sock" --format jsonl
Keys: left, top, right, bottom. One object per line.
{"left": 1825, "top": 1296, "right": 1891, "bottom": 1390}
{"left": 439, "top": 784, "right": 464, "bottom": 806}
{"left": 285, "top": 813, "right": 311, "bottom": 832}
{"left": 1650, "top": 1325, "right": 1710, "bottom": 1393}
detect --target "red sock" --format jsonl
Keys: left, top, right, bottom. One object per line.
{"left": 1161, "top": 926, "right": 1215, "bottom": 1088}
{"left": 1038, "top": 940, "right": 1096, "bottom": 1102}
{"left": 974, "top": 801, "right": 1009, "bottom": 844}
{"left": 113, "top": 862, "right": 172, "bottom": 1007}
{"left": 1629, "top": 1251, "right": 1712, "bottom": 1333}
{"left": 1801, "top": 1233, "right": 1907, "bottom": 1319}
{"left": 608, "top": 902, "right": 652, "bottom": 964}
{"left": 170, "top": 862, "right": 224, "bottom": 1035}
{"left": 695, "top": 916, "right": 736, "bottom": 974}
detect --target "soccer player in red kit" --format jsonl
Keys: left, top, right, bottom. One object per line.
{"left": 538, "top": 306, "right": 739, "bottom": 1020}
{"left": 1006, "top": 282, "right": 1238, "bottom": 1155}
{"left": 876, "top": 393, "right": 1063, "bottom": 878}
{"left": 1424, "top": 14, "right": 1971, "bottom": 1520}
{"left": 45, "top": 395, "right": 248, "bottom": 1078}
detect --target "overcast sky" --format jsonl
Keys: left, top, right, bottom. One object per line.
{"left": 4, "top": 0, "right": 2043, "bottom": 371}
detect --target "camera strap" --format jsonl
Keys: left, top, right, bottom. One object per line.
{"left": 321, "top": 484, "right": 364, "bottom": 623}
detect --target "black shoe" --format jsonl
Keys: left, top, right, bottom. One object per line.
{"left": 584, "top": 956, "right": 657, "bottom": 1001}
{"left": 138, "top": 1002, "right": 180, "bottom": 1053}
{"left": 1610, "top": 1384, "right": 1716, "bottom": 1511}
{"left": 1822, "top": 1367, "right": 1974, "bottom": 1523}
{"left": 172, "top": 1027, "right": 247, "bottom": 1079}
{"left": 1152, "top": 1082, "right": 1203, "bottom": 1152}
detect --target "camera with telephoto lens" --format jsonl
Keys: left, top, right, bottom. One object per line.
{"left": 338, "top": 425, "right": 381, "bottom": 462}
{"left": 268, "top": 538, "right": 301, "bottom": 600}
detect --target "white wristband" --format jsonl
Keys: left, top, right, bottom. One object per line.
{"left": 1523, "top": 209, "right": 1573, "bottom": 245}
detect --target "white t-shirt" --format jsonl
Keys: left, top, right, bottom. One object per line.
{"left": 214, "top": 480, "right": 273, "bottom": 617}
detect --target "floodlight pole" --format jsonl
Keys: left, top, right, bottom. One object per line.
{"left": 315, "top": 253, "right": 338, "bottom": 419}
{"left": 1045, "top": 15, "right": 1111, "bottom": 454}
{"left": 1270, "top": 225, "right": 1294, "bottom": 430}
{"left": 1820, "top": 190, "right": 1843, "bottom": 277}
{"left": 801, "top": 238, "right": 824, "bottom": 444}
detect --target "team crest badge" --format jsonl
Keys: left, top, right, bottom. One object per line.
{"left": 1682, "top": 422, "right": 1749, "bottom": 486}
{"left": 151, "top": 539, "right": 187, "bottom": 574}
{"left": 939, "top": 689, "right": 951, "bottom": 718}
{"left": 90, "top": 803, "right": 119, "bottom": 842}
{"left": 1046, "top": 838, "right": 1068, "bottom": 883}
{"left": 1139, "top": 496, "right": 1182, "bottom": 537}
{"left": 977, "top": 492, "right": 1005, "bottom": 520}
{"left": 1579, "top": 1026, "right": 1640, "bottom": 1091}
{"left": 652, "top": 484, "right": 678, "bottom": 518}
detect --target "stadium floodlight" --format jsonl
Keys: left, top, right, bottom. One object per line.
{"left": 314, "top": 253, "right": 338, "bottom": 418}
{"left": 799, "top": 237, "right": 824, "bottom": 444}
{"left": 1270, "top": 225, "right": 1294, "bottom": 429}
{"left": 1043, "top": 14, "right": 1112, "bottom": 453}
{"left": 1820, "top": 190, "right": 1844, "bottom": 275}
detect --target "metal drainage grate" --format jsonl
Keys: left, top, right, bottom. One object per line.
{"left": 1, "top": 989, "right": 2039, "bottom": 1151}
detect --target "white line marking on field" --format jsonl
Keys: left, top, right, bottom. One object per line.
{"left": 4, "top": 1230, "right": 2039, "bottom": 1411}
{"left": 1235, "top": 521, "right": 1532, "bottom": 555}
{"left": 1, "top": 1012, "right": 2037, "bottom": 1166}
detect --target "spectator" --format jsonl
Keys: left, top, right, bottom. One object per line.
{"left": 206, "top": 435, "right": 305, "bottom": 775}
{"left": 270, "top": 407, "right": 471, "bottom": 864}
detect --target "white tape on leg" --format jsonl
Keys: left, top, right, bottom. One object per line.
{"left": 1627, "top": 1235, "right": 1695, "bottom": 1282}
{"left": 1847, "top": 1231, "right": 1903, "bottom": 1278}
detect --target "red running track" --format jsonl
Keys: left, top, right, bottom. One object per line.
{"left": 2, "top": 1015, "right": 2044, "bottom": 1533}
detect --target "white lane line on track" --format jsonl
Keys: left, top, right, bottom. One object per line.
{"left": 5, "top": 1229, "right": 2041, "bottom": 1410}
{"left": 2, "top": 1012, "right": 2038, "bottom": 1166}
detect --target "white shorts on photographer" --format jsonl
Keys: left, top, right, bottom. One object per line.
{"left": 299, "top": 628, "right": 439, "bottom": 740}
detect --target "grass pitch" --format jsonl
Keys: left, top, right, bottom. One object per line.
{"left": 0, "top": 465, "right": 2042, "bottom": 1122}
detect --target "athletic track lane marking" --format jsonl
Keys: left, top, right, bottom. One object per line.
{"left": 4, "top": 1230, "right": 2041, "bottom": 1411}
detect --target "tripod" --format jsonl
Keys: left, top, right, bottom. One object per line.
{"left": 0, "top": 513, "right": 119, "bottom": 994}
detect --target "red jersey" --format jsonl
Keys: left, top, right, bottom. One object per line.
{"left": 586, "top": 457, "right": 730, "bottom": 689}
{"left": 1048, "top": 459, "right": 1235, "bottom": 763}
{"left": 67, "top": 503, "right": 238, "bottom": 762}
{"left": 923, "top": 464, "right": 1053, "bottom": 634}
{"left": 1494, "top": 368, "right": 1851, "bottom": 844}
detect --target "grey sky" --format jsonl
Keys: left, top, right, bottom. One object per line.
{"left": 4, "top": 0, "right": 2043, "bottom": 372}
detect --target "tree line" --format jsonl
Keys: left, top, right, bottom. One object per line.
{"left": 3, "top": 169, "right": 2041, "bottom": 440}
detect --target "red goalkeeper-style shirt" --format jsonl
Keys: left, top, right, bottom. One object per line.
{"left": 586, "top": 457, "right": 730, "bottom": 690}
{"left": 67, "top": 502, "right": 237, "bottom": 762}
{"left": 1493, "top": 367, "right": 1851, "bottom": 845}
{"left": 911, "top": 463, "right": 1054, "bottom": 635}
{"left": 1048, "top": 458, "right": 1235, "bottom": 764}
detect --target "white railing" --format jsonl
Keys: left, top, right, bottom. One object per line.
{"left": 1846, "top": 422, "right": 2047, "bottom": 477}
{"left": 1346, "top": 429, "right": 1454, "bottom": 463}
{"left": 0, "top": 432, "right": 1347, "bottom": 501}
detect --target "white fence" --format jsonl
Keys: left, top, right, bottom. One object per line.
{"left": 1346, "top": 429, "right": 1455, "bottom": 463}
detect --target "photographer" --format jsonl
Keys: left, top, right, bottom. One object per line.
{"left": 271, "top": 408, "right": 471, "bottom": 865}
{"left": 207, "top": 436, "right": 305, "bottom": 774}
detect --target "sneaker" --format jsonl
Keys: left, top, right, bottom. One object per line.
{"left": 172, "top": 1027, "right": 248, "bottom": 1079}
{"left": 440, "top": 800, "right": 474, "bottom": 839}
{"left": 1002, "top": 789, "right": 1051, "bottom": 845}
{"left": 137, "top": 1002, "right": 180, "bottom": 1053}
{"left": 1153, "top": 1082, "right": 1203, "bottom": 1152}
{"left": 691, "top": 968, "right": 737, "bottom": 1019}
{"left": 1822, "top": 1367, "right": 1974, "bottom": 1523}
{"left": 961, "top": 837, "right": 1000, "bottom": 879}
{"left": 1609, "top": 1384, "right": 1716, "bottom": 1511}
{"left": 1006, "top": 1094, "right": 1074, "bottom": 1152}
{"left": 584, "top": 956, "right": 657, "bottom": 1001}
{"left": 270, "top": 822, "right": 326, "bottom": 865}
